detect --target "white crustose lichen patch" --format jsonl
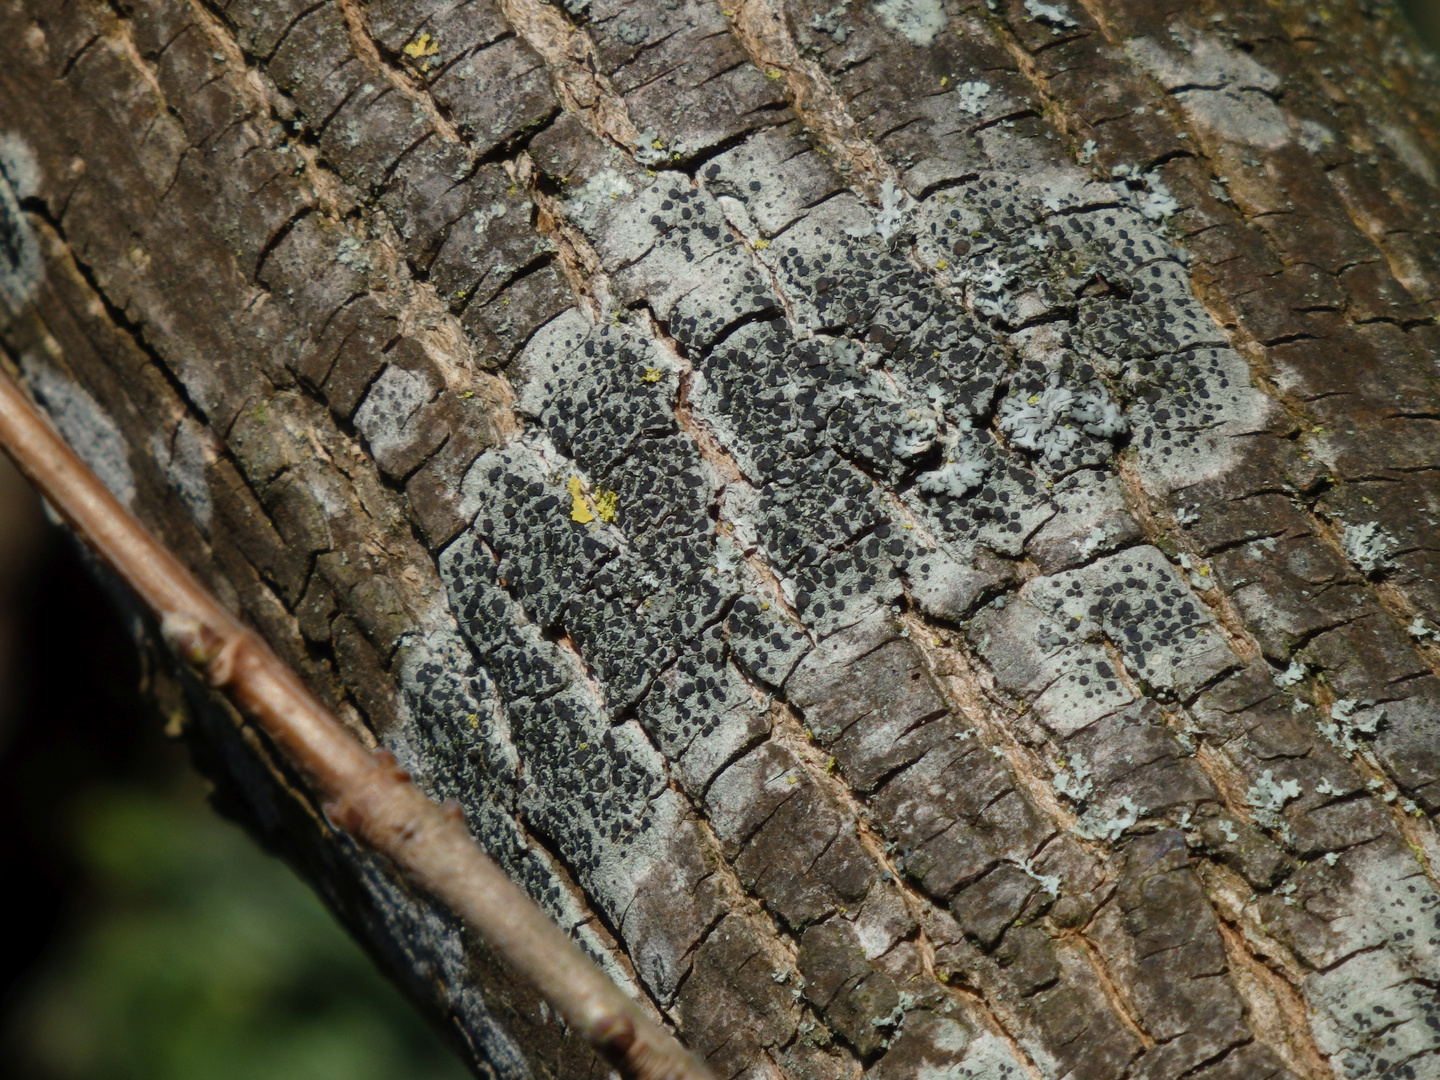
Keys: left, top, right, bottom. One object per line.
{"left": 1245, "top": 768, "right": 1302, "bottom": 828}
{"left": 871, "top": 0, "right": 948, "bottom": 47}
{"left": 1125, "top": 28, "right": 1291, "bottom": 150}
{"left": 0, "top": 131, "right": 42, "bottom": 323}
{"left": 1074, "top": 795, "right": 1144, "bottom": 841}
{"left": 955, "top": 80, "right": 992, "bottom": 115}
{"left": 354, "top": 364, "right": 436, "bottom": 461}
{"left": 1052, "top": 752, "right": 1094, "bottom": 803}
{"left": 1341, "top": 520, "right": 1398, "bottom": 577}
{"left": 1023, "top": 0, "right": 1079, "bottom": 29}
{"left": 147, "top": 417, "right": 214, "bottom": 530}
{"left": 20, "top": 353, "right": 135, "bottom": 506}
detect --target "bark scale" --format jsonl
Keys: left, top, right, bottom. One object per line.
{"left": 2, "top": 2, "right": 1440, "bottom": 1080}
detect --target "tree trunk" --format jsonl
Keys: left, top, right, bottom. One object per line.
{"left": 5, "top": 1, "right": 1440, "bottom": 1078}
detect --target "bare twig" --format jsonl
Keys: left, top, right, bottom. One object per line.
{"left": 0, "top": 365, "right": 713, "bottom": 1080}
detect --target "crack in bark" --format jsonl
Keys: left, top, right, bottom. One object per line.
{"left": 728, "top": 0, "right": 892, "bottom": 194}
{"left": 1212, "top": 913, "right": 1337, "bottom": 1080}
{"left": 336, "top": 0, "right": 463, "bottom": 144}
{"left": 498, "top": 0, "right": 644, "bottom": 151}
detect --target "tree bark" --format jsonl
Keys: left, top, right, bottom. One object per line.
{"left": 5, "top": 2, "right": 1440, "bottom": 1079}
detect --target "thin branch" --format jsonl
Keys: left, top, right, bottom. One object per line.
{"left": 0, "top": 365, "right": 713, "bottom": 1080}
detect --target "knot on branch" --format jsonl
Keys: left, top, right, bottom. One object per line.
{"left": 161, "top": 611, "right": 240, "bottom": 688}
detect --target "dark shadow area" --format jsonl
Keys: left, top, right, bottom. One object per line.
{"left": 0, "top": 468, "right": 134, "bottom": 1007}
{"left": 0, "top": 460, "right": 468, "bottom": 1080}
{"left": 1400, "top": 0, "right": 1440, "bottom": 53}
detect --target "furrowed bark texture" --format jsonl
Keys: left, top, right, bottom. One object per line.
{"left": 4, "top": 1, "right": 1440, "bottom": 1079}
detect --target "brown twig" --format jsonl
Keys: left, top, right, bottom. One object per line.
{"left": 0, "top": 364, "right": 712, "bottom": 1080}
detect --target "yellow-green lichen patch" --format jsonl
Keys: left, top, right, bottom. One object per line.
{"left": 594, "top": 488, "right": 619, "bottom": 523}
{"left": 567, "top": 475, "right": 595, "bottom": 523}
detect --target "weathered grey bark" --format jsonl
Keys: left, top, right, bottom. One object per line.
{"left": 5, "top": 1, "right": 1440, "bottom": 1079}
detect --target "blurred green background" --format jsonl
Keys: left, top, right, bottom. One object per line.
{"left": 1, "top": 4, "right": 1439, "bottom": 1080}
{"left": 7, "top": 780, "right": 470, "bottom": 1080}
{"left": 0, "top": 455, "right": 470, "bottom": 1080}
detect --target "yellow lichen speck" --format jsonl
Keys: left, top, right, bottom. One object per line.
{"left": 642, "top": 367, "right": 663, "bottom": 383}
{"left": 594, "top": 489, "right": 619, "bottom": 523}
{"left": 404, "top": 32, "right": 439, "bottom": 59}
{"left": 568, "top": 476, "right": 595, "bottom": 523}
